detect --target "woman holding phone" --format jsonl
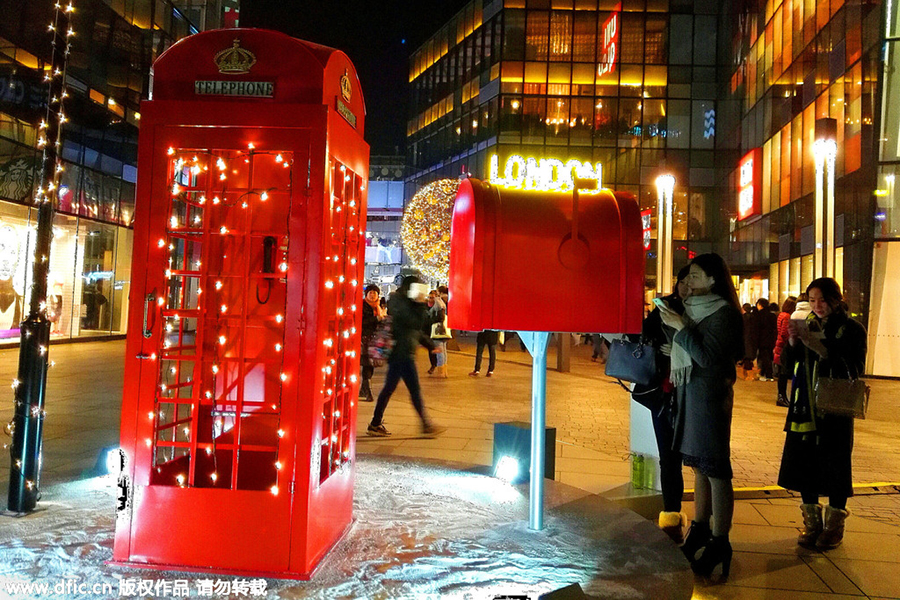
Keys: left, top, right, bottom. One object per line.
{"left": 777, "top": 278, "right": 866, "bottom": 550}
{"left": 657, "top": 253, "right": 744, "bottom": 580}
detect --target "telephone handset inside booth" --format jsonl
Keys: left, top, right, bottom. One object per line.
{"left": 257, "top": 236, "right": 277, "bottom": 304}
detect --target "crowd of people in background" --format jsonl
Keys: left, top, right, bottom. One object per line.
{"left": 357, "top": 254, "right": 867, "bottom": 582}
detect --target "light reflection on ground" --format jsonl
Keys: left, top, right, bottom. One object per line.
{"left": 0, "top": 455, "right": 692, "bottom": 599}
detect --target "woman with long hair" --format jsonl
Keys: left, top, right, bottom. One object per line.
{"left": 778, "top": 278, "right": 866, "bottom": 550}
{"left": 658, "top": 253, "right": 744, "bottom": 579}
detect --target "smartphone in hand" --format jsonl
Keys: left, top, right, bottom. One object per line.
{"left": 651, "top": 297, "right": 668, "bottom": 310}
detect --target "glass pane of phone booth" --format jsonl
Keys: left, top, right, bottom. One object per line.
{"left": 317, "top": 160, "right": 363, "bottom": 485}
{"left": 150, "top": 148, "right": 293, "bottom": 493}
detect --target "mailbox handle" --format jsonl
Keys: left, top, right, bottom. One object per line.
{"left": 142, "top": 293, "right": 155, "bottom": 339}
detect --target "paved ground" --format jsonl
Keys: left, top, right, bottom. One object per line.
{"left": 1, "top": 336, "right": 899, "bottom": 598}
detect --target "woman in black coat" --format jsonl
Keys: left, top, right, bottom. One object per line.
{"left": 778, "top": 278, "right": 866, "bottom": 550}
{"left": 658, "top": 253, "right": 744, "bottom": 579}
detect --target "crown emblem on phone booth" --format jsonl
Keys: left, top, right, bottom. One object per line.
{"left": 214, "top": 39, "right": 257, "bottom": 74}
{"left": 340, "top": 70, "right": 352, "bottom": 102}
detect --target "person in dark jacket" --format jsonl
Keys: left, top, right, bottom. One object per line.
{"left": 359, "top": 284, "right": 385, "bottom": 402}
{"left": 658, "top": 253, "right": 744, "bottom": 580}
{"left": 778, "top": 278, "right": 866, "bottom": 550}
{"left": 639, "top": 265, "right": 691, "bottom": 544}
{"left": 741, "top": 303, "right": 758, "bottom": 380}
{"left": 470, "top": 330, "right": 500, "bottom": 376}
{"left": 367, "top": 275, "right": 446, "bottom": 437}
{"left": 773, "top": 296, "right": 798, "bottom": 406}
{"left": 754, "top": 298, "right": 778, "bottom": 381}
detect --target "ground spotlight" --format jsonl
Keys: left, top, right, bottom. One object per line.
{"left": 96, "top": 445, "right": 123, "bottom": 477}
{"left": 494, "top": 455, "right": 519, "bottom": 483}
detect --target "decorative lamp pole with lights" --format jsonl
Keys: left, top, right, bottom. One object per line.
{"left": 655, "top": 174, "right": 675, "bottom": 295}
{"left": 814, "top": 118, "right": 838, "bottom": 279}
{"left": 7, "top": 1, "right": 75, "bottom": 515}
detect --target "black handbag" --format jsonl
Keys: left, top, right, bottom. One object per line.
{"left": 605, "top": 338, "right": 657, "bottom": 387}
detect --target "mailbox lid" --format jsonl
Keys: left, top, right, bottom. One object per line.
{"left": 449, "top": 179, "right": 644, "bottom": 334}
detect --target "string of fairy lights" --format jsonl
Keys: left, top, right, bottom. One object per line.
{"left": 150, "top": 144, "right": 292, "bottom": 495}
{"left": 146, "top": 148, "right": 364, "bottom": 494}
{"left": 4, "top": 3, "right": 74, "bottom": 475}
{"left": 399, "top": 179, "right": 460, "bottom": 281}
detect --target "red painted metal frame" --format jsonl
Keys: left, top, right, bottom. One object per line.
{"left": 448, "top": 178, "right": 644, "bottom": 334}
{"left": 113, "top": 29, "right": 368, "bottom": 579}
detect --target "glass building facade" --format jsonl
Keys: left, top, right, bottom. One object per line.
{"left": 407, "top": 0, "right": 735, "bottom": 283}
{"left": 0, "top": 0, "right": 227, "bottom": 343}
{"left": 409, "top": 0, "right": 900, "bottom": 375}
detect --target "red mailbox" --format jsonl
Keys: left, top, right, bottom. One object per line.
{"left": 449, "top": 178, "right": 644, "bottom": 333}
{"left": 112, "top": 29, "right": 368, "bottom": 579}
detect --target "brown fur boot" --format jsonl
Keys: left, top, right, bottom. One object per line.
{"left": 658, "top": 511, "right": 685, "bottom": 544}
{"left": 816, "top": 506, "right": 849, "bottom": 550}
{"left": 798, "top": 503, "right": 823, "bottom": 547}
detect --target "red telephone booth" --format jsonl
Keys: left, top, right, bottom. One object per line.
{"left": 112, "top": 29, "right": 368, "bottom": 579}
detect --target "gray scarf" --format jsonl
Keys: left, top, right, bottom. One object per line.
{"left": 670, "top": 294, "right": 728, "bottom": 386}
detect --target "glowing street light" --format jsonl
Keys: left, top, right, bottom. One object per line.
{"left": 813, "top": 118, "right": 837, "bottom": 279}
{"left": 655, "top": 174, "right": 676, "bottom": 295}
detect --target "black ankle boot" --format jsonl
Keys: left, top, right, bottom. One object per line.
{"left": 692, "top": 535, "right": 732, "bottom": 579}
{"left": 680, "top": 520, "right": 711, "bottom": 562}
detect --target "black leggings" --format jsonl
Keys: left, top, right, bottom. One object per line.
{"left": 777, "top": 369, "right": 790, "bottom": 399}
{"left": 801, "top": 490, "right": 847, "bottom": 510}
{"left": 651, "top": 399, "right": 684, "bottom": 513}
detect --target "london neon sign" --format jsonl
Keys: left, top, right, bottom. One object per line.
{"left": 488, "top": 154, "right": 604, "bottom": 192}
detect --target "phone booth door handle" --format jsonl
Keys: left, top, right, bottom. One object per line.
{"left": 142, "top": 293, "right": 155, "bottom": 339}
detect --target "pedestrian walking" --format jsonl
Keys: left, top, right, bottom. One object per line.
{"left": 774, "top": 296, "right": 797, "bottom": 406}
{"left": 428, "top": 289, "right": 450, "bottom": 378}
{"left": 657, "top": 253, "right": 744, "bottom": 580}
{"left": 640, "top": 265, "right": 692, "bottom": 544}
{"left": 359, "top": 283, "right": 385, "bottom": 402}
{"left": 470, "top": 330, "right": 499, "bottom": 377}
{"left": 590, "top": 334, "right": 609, "bottom": 363}
{"left": 754, "top": 298, "right": 778, "bottom": 381}
{"left": 777, "top": 278, "right": 866, "bottom": 550}
{"left": 741, "top": 303, "right": 758, "bottom": 380}
{"left": 367, "top": 275, "right": 446, "bottom": 438}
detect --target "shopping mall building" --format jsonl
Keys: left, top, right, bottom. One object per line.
{"left": 0, "top": 0, "right": 231, "bottom": 345}
{"left": 407, "top": 0, "right": 900, "bottom": 375}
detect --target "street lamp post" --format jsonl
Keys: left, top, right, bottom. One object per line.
{"left": 655, "top": 174, "right": 675, "bottom": 295}
{"left": 7, "top": 2, "right": 73, "bottom": 514}
{"left": 813, "top": 118, "right": 838, "bottom": 280}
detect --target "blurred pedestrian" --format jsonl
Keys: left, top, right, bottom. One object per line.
{"left": 470, "top": 330, "right": 499, "bottom": 377}
{"left": 755, "top": 298, "right": 778, "bottom": 381}
{"left": 367, "top": 275, "right": 446, "bottom": 437}
{"left": 778, "top": 278, "right": 866, "bottom": 550}
{"left": 741, "top": 303, "right": 757, "bottom": 380}
{"left": 428, "top": 289, "right": 450, "bottom": 378}
{"left": 658, "top": 253, "right": 743, "bottom": 579}
{"left": 773, "top": 296, "right": 797, "bottom": 406}
{"left": 359, "top": 284, "right": 385, "bottom": 403}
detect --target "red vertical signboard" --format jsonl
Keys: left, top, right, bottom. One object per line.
{"left": 738, "top": 148, "right": 762, "bottom": 220}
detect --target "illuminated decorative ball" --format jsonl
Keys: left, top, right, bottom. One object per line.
{"left": 401, "top": 179, "right": 460, "bottom": 281}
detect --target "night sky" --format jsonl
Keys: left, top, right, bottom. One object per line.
{"left": 240, "top": 0, "right": 471, "bottom": 155}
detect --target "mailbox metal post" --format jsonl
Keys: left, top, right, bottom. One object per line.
{"left": 517, "top": 330, "right": 551, "bottom": 530}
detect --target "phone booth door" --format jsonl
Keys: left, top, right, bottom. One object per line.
{"left": 127, "top": 125, "right": 307, "bottom": 572}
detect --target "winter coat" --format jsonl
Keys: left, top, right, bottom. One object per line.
{"left": 777, "top": 310, "right": 866, "bottom": 498}
{"left": 756, "top": 308, "right": 779, "bottom": 351}
{"left": 742, "top": 309, "right": 758, "bottom": 360}
{"left": 388, "top": 292, "right": 435, "bottom": 364}
{"left": 672, "top": 304, "right": 744, "bottom": 463}
{"left": 773, "top": 311, "right": 791, "bottom": 366}
{"left": 428, "top": 299, "right": 447, "bottom": 340}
